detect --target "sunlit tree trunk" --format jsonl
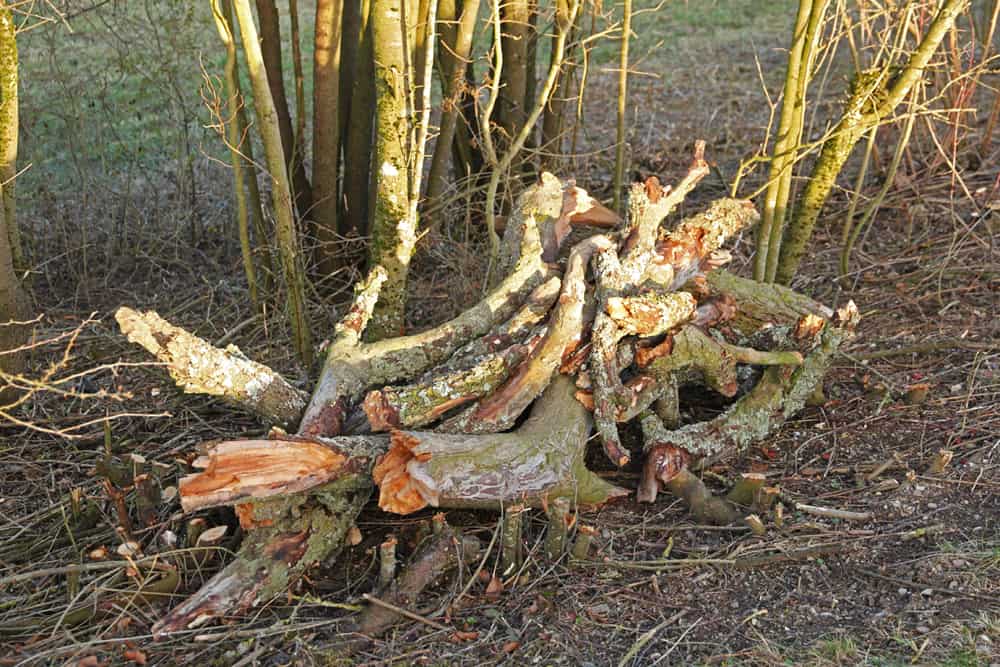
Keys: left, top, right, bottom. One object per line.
{"left": 211, "top": 0, "right": 259, "bottom": 308}
{"left": 0, "top": 8, "right": 28, "bottom": 388}
{"left": 367, "top": 0, "right": 418, "bottom": 339}
{"left": 313, "top": 0, "right": 345, "bottom": 276}
{"left": 255, "top": 0, "right": 313, "bottom": 220}
{"left": 233, "top": 0, "right": 313, "bottom": 364}
{"left": 0, "top": 6, "right": 20, "bottom": 273}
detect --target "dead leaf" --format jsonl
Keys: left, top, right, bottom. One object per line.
{"left": 451, "top": 631, "right": 479, "bottom": 642}
{"left": 485, "top": 575, "right": 503, "bottom": 600}
{"left": 124, "top": 649, "right": 147, "bottom": 665}
{"left": 502, "top": 640, "right": 521, "bottom": 653}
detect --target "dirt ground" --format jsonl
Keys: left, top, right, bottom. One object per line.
{"left": 2, "top": 1, "right": 998, "bottom": 665}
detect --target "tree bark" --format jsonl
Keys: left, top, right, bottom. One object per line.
{"left": 425, "top": 0, "right": 482, "bottom": 211}
{"left": 342, "top": 0, "right": 375, "bottom": 237}
{"left": 367, "top": 0, "right": 419, "bottom": 338}
{"left": 254, "top": 0, "right": 313, "bottom": 220}
{"left": 115, "top": 307, "right": 307, "bottom": 427}
{"left": 233, "top": 0, "right": 313, "bottom": 365}
{"left": 211, "top": 0, "right": 259, "bottom": 308}
{"left": 312, "top": 0, "right": 345, "bottom": 276}
{"left": 0, "top": 9, "right": 28, "bottom": 397}
{"left": 0, "top": 8, "right": 21, "bottom": 274}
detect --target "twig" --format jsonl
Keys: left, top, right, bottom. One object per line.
{"left": 361, "top": 594, "right": 450, "bottom": 632}
{"left": 793, "top": 503, "right": 872, "bottom": 522}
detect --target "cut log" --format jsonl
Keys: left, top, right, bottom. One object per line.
{"left": 300, "top": 176, "right": 576, "bottom": 437}
{"left": 178, "top": 435, "right": 386, "bottom": 513}
{"left": 373, "top": 376, "right": 628, "bottom": 514}
{"left": 152, "top": 472, "right": 373, "bottom": 638}
{"left": 115, "top": 307, "right": 307, "bottom": 427}
{"left": 440, "top": 235, "right": 613, "bottom": 434}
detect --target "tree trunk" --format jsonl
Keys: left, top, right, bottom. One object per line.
{"left": 313, "top": 0, "right": 345, "bottom": 276}
{"left": 498, "top": 0, "right": 531, "bottom": 140}
{"left": 254, "top": 0, "right": 313, "bottom": 220}
{"left": 211, "top": 0, "right": 259, "bottom": 308}
{"left": 233, "top": 0, "right": 313, "bottom": 365}
{"left": 0, "top": 8, "right": 27, "bottom": 397}
{"left": 425, "top": 0, "right": 481, "bottom": 211}
{"left": 367, "top": 0, "right": 419, "bottom": 339}
{"left": 342, "top": 0, "right": 375, "bottom": 237}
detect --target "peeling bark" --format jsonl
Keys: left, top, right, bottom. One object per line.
{"left": 373, "top": 377, "right": 628, "bottom": 513}
{"left": 115, "top": 307, "right": 306, "bottom": 427}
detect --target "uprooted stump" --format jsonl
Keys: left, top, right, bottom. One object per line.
{"left": 117, "top": 142, "right": 857, "bottom": 636}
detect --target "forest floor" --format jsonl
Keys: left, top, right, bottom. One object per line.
{"left": 3, "top": 1, "right": 998, "bottom": 665}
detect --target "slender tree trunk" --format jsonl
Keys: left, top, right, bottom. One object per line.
{"left": 289, "top": 0, "right": 306, "bottom": 157}
{"left": 0, "top": 8, "right": 27, "bottom": 391}
{"left": 753, "top": 0, "right": 814, "bottom": 282}
{"left": 425, "top": 0, "right": 481, "bottom": 210}
{"left": 541, "top": 0, "right": 573, "bottom": 166}
{"left": 313, "top": 0, "right": 345, "bottom": 276}
{"left": 498, "top": 0, "right": 530, "bottom": 140}
{"left": 342, "top": 0, "right": 375, "bottom": 236}
{"left": 774, "top": 0, "right": 968, "bottom": 283}
{"left": 0, "top": 7, "right": 21, "bottom": 274}
{"left": 762, "top": 0, "right": 829, "bottom": 283}
{"left": 211, "top": 0, "right": 259, "bottom": 309}
{"left": 235, "top": 95, "right": 275, "bottom": 295}
{"left": 233, "top": 0, "right": 313, "bottom": 365}
{"left": 611, "top": 0, "right": 631, "bottom": 213}
{"left": 367, "top": 0, "right": 419, "bottom": 339}
{"left": 255, "top": 0, "right": 313, "bottom": 221}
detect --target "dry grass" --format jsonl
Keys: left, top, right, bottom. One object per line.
{"left": 2, "top": 1, "right": 998, "bottom": 665}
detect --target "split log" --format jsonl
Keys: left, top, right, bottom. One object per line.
{"left": 373, "top": 376, "right": 628, "bottom": 513}
{"left": 299, "top": 174, "right": 573, "bottom": 437}
{"left": 115, "top": 307, "right": 306, "bottom": 427}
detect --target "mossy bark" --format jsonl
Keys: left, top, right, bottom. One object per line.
{"left": 367, "top": 0, "right": 418, "bottom": 339}
{"left": 210, "top": 0, "right": 258, "bottom": 308}
{"left": 374, "top": 376, "right": 628, "bottom": 513}
{"left": 115, "top": 307, "right": 307, "bottom": 426}
{"left": 774, "top": 0, "right": 968, "bottom": 284}
{"left": 233, "top": 0, "right": 313, "bottom": 365}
